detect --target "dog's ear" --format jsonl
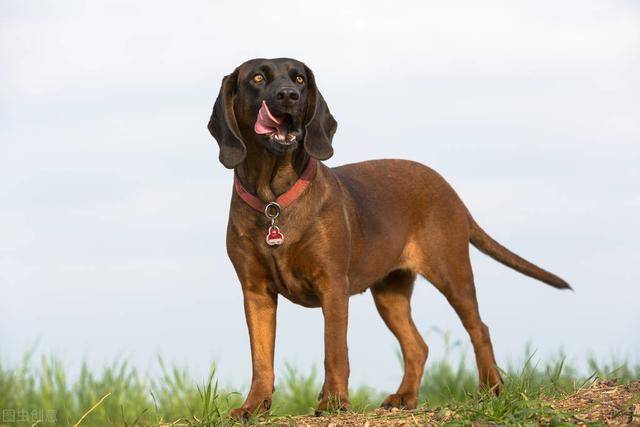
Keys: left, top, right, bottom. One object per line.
{"left": 303, "top": 65, "right": 337, "bottom": 160}
{"left": 208, "top": 68, "right": 246, "bottom": 169}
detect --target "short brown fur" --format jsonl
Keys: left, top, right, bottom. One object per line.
{"left": 207, "top": 58, "right": 570, "bottom": 419}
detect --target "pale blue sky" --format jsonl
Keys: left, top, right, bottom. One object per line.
{"left": 1, "top": 0, "right": 639, "bottom": 390}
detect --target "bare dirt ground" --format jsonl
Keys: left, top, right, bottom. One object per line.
{"left": 550, "top": 380, "right": 640, "bottom": 426}
{"left": 268, "top": 380, "right": 640, "bottom": 426}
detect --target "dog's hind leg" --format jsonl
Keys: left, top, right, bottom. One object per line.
{"left": 371, "top": 269, "right": 428, "bottom": 409}
{"left": 420, "top": 231, "right": 503, "bottom": 393}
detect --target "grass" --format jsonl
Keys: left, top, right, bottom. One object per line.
{"left": 1, "top": 340, "right": 638, "bottom": 426}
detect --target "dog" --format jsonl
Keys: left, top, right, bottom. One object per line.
{"left": 207, "top": 58, "right": 570, "bottom": 419}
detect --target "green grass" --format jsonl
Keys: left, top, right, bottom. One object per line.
{"left": 1, "top": 341, "right": 638, "bottom": 426}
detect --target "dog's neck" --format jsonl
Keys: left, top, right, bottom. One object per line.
{"left": 235, "top": 142, "right": 310, "bottom": 202}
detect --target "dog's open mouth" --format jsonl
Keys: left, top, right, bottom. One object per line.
{"left": 254, "top": 100, "right": 299, "bottom": 145}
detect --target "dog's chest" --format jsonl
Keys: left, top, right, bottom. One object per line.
{"left": 263, "top": 249, "right": 322, "bottom": 307}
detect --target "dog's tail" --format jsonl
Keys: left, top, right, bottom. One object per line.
{"left": 468, "top": 218, "right": 571, "bottom": 290}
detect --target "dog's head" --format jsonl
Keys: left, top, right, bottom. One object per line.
{"left": 208, "top": 58, "right": 337, "bottom": 168}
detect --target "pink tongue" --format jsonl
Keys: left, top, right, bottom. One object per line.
{"left": 254, "top": 100, "right": 288, "bottom": 140}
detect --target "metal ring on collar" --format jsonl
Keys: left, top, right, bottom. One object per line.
{"left": 264, "top": 202, "right": 281, "bottom": 219}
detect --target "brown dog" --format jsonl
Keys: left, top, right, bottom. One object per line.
{"left": 207, "top": 58, "right": 570, "bottom": 419}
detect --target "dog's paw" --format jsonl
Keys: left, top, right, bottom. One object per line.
{"left": 381, "top": 393, "right": 418, "bottom": 410}
{"left": 315, "top": 395, "right": 350, "bottom": 416}
{"left": 482, "top": 379, "right": 504, "bottom": 396}
{"left": 229, "top": 407, "right": 252, "bottom": 421}
{"left": 229, "top": 398, "right": 271, "bottom": 421}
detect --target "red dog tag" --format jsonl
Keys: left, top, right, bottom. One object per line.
{"left": 266, "top": 225, "right": 284, "bottom": 246}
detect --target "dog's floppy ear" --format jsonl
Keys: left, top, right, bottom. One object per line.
{"left": 208, "top": 68, "right": 246, "bottom": 169}
{"left": 303, "top": 65, "right": 337, "bottom": 160}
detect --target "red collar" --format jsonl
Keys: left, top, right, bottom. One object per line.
{"left": 233, "top": 158, "right": 317, "bottom": 213}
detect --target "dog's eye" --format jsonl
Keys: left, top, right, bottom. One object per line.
{"left": 296, "top": 76, "right": 304, "bottom": 84}
{"left": 253, "top": 74, "right": 265, "bottom": 84}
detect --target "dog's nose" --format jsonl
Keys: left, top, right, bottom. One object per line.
{"left": 276, "top": 87, "right": 300, "bottom": 105}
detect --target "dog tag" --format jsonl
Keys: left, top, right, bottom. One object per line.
{"left": 266, "top": 225, "right": 284, "bottom": 246}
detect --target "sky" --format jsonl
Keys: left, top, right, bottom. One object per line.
{"left": 1, "top": 0, "right": 639, "bottom": 391}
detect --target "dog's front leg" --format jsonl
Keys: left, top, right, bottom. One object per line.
{"left": 315, "top": 276, "right": 350, "bottom": 415}
{"left": 229, "top": 282, "right": 277, "bottom": 420}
